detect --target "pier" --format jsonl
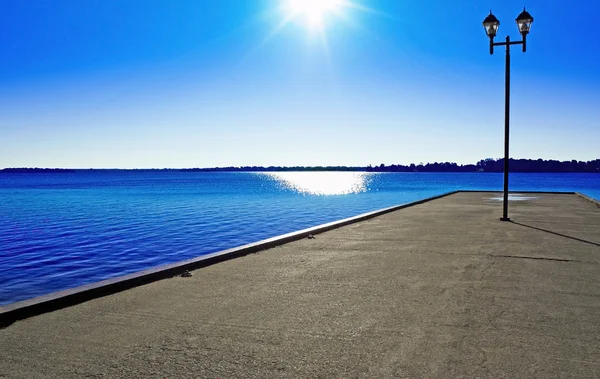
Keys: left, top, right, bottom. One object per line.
{"left": 1, "top": 192, "right": 599, "bottom": 378}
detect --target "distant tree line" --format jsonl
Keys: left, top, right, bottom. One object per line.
{"left": 358, "top": 159, "right": 600, "bottom": 173}
{"left": 474, "top": 158, "right": 600, "bottom": 173}
{"left": 364, "top": 162, "right": 477, "bottom": 173}
{"left": 1, "top": 168, "right": 77, "bottom": 173}
{"left": 3, "top": 159, "right": 600, "bottom": 173}
{"left": 182, "top": 166, "right": 367, "bottom": 172}
{"left": 181, "top": 158, "right": 600, "bottom": 173}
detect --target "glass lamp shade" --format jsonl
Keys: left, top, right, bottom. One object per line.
{"left": 516, "top": 8, "right": 534, "bottom": 35}
{"left": 483, "top": 12, "right": 500, "bottom": 38}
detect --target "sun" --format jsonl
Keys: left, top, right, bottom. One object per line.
{"left": 249, "top": 0, "right": 377, "bottom": 59}
{"left": 285, "top": 0, "right": 345, "bottom": 29}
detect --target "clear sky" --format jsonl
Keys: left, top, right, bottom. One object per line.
{"left": 1, "top": 0, "right": 598, "bottom": 168}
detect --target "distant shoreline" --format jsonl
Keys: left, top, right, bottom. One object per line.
{"left": 2, "top": 158, "right": 599, "bottom": 174}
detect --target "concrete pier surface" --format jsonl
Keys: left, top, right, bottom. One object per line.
{"left": 1, "top": 192, "right": 599, "bottom": 378}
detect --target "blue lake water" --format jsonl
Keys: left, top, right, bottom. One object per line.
{"left": 1, "top": 171, "right": 599, "bottom": 305}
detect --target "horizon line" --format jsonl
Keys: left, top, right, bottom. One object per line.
{"left": 2, "top": 157, "right": 599, "bottom": 172}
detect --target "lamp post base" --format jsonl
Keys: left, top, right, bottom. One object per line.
{"left": 500, "top": 217, "right": 511, "bottom": 222}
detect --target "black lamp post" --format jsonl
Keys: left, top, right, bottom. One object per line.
{"left": 483, "top": 8, "right": 534, "bottom": 221}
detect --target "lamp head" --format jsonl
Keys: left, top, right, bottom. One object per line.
{"left": 483, "top": 11, "right": 500, "bottom": 39}
{"left": 516, "top": 8, "right": 534, "bottom": 36}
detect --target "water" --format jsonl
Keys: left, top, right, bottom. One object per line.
{"left": 1, "top": 171, "right": 599, "bottom": 305}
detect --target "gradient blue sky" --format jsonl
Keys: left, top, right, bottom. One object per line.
{"left": 1, "top": 0, "right": 599, "bottom": 168}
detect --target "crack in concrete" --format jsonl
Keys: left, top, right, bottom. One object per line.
{"left": 491, "top": 254, "right": 578, "bottom": 263}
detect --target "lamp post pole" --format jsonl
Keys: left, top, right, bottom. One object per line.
{"left": 482, "top": 9, "right": 534, "bottom": 221}
{"left": 503, "top": 36, "right": 511, "bottom": 221}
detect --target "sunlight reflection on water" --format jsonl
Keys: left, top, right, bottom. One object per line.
{"left": 265, "top": 172, "right": 372, "bottom": 195}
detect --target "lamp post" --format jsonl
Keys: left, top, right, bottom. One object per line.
{"left": 483, "top": 8, "right": 534, "bottom": 221}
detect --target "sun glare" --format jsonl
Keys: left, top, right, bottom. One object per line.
{"left": 285, "top": 0, "right": 345, "bottom": 29}
{"left": 266, "top": 172, "right": 371, "bottom": 196}
{"left": 249, "top": 0, "right": 378, "bottom": 62}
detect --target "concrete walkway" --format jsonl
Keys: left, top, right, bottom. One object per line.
{"left": 1, "top": 192, "right": 599, "bottom": 378}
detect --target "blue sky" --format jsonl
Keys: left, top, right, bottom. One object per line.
{"left": 1, "top": 0, "right": 599, "bottom": 168}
